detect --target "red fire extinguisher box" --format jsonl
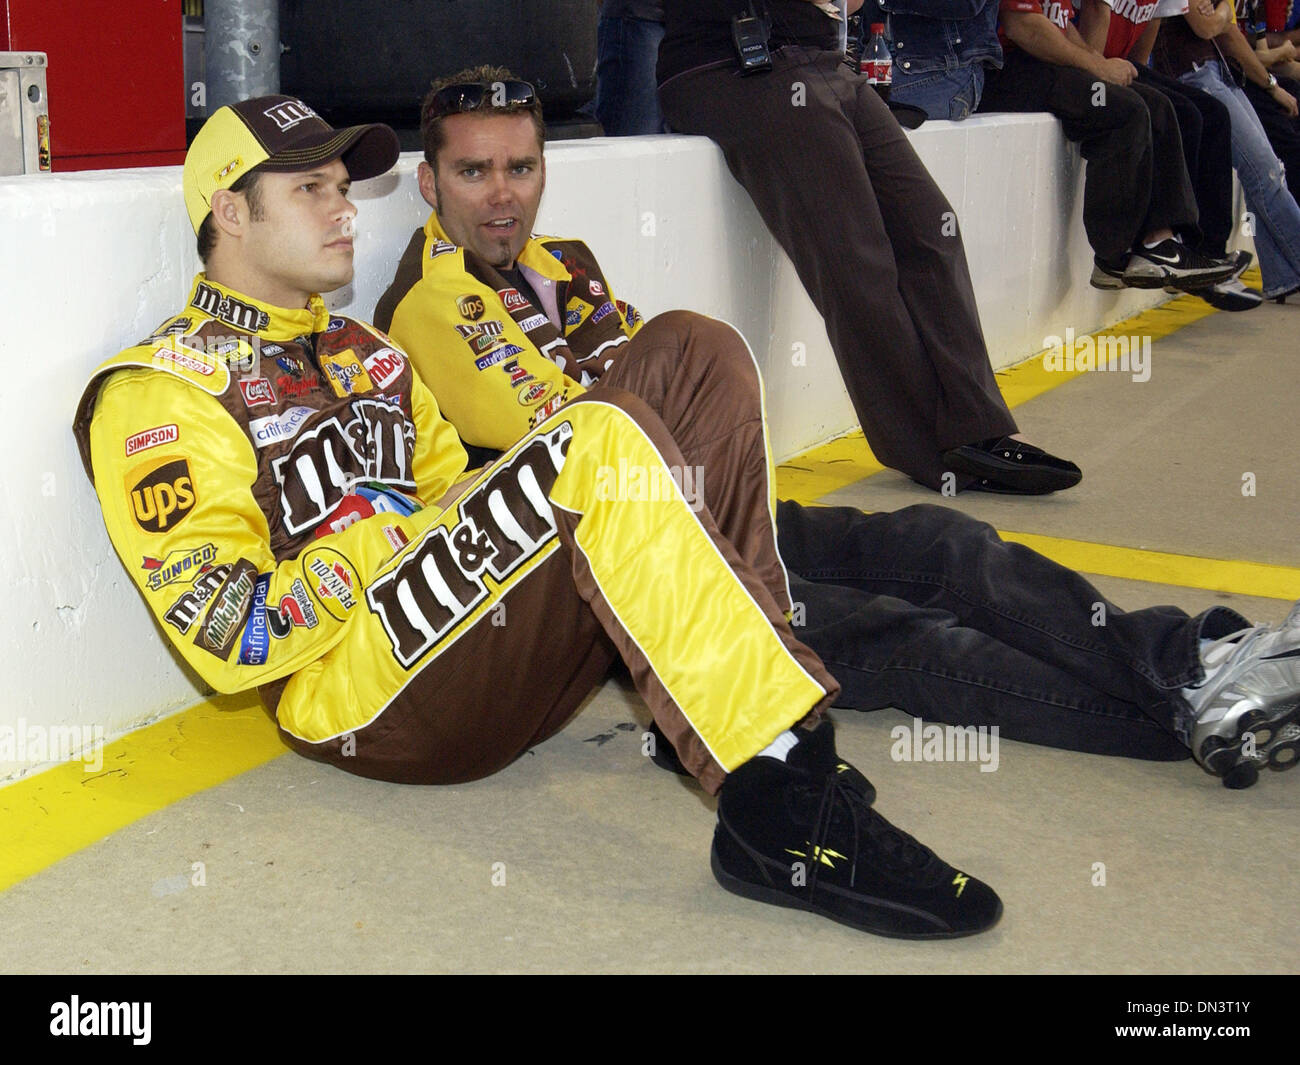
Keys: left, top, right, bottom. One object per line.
{"left": 1, "top": 0, "right": 185, "bottom": 171}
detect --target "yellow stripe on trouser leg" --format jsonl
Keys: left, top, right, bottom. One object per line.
{"left": 548, "top": 400, "right": 828, "bottom": 772}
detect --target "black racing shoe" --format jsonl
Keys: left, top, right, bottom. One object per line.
{"left": 711, "top": 721, "right": 1001, "bottom": 939}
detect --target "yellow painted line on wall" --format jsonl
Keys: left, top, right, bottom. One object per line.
{"left": 0, "top": 692, "right": 285, "bottom": 892}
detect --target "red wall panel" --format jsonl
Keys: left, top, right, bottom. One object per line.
{"left": 2, "top": 0, "right": 186, "bottom": 170}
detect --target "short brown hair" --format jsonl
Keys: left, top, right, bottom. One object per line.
{"left": 420, "top": 64, "right": 546, "bottom": 169}
{"left": 195, "top": 169, "right": 265, "bottom": 263}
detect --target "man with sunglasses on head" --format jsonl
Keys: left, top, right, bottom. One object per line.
{"left": 377, "top": 67, "right": 1300, "bottom": 800}
{"left": 72, "top": 93, "right": 1009, "bottom": 942}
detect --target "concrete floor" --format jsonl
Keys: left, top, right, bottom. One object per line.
{"left": 3, "top": 300, "right": 1298, "bottom": 975}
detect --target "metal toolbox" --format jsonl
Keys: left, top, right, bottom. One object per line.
{"left": 0, "top": 50, "right": 50, "bottom": 176}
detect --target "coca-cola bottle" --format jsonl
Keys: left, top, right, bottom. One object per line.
{"left": 861, "top": 23, "right": 892, "bottom": 103}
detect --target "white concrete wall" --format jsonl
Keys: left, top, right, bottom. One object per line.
{"left": 0, "top": 116, "right": 1176, "bottom": 781}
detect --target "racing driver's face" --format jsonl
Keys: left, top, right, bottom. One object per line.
{"left": 232, "top": 158, "right": 358, "bottom": 308}
{"left": 419, "top": 111, "right": 545, "bottom": 270}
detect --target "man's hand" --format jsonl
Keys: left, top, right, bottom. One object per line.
{"left": 1094, "top": 55, "right": 1138, "bottom": 84}
{"left": 1272, "top": 82, "right": 1300, "bottom": 116}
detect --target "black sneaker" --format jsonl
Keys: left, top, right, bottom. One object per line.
{"left": 1125, "top": 239, "right": 1238, "bottom": 292}
{"left": 711, "top": 721, "right": 1001, "bottom": 939}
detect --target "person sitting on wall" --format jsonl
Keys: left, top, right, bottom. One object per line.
{"left": 656, "top": 0, "right": 1084, "bottom": 496}
{"left": 976, "top": 0, "right": 1242, "bottom": 292}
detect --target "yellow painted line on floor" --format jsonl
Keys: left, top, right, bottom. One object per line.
{"left": 0, "top": 692, "right": 286, "bottom": 892}
{"left": 774, "top": 281, "right": 1300, "bottom": 601}
{"left": 777, "top": 287, "right": 1229, "bottom": 503}
{"left": 996, "top": 529, "right": 1300, "bottom": 603}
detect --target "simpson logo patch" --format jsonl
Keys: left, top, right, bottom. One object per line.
{"left": 125, "top": 424, "right": 179, "bottom": 457}
{"left": 430, "top": 240, "right": 457, "bottom": 258}
{"left": 151, "top": 343, "right": 216, "bottom": 377}
{"left": 127, "top": 456, "right": 197, "bottom": 534}
{"left": 457, "top": 294, "right": 486, "bottom": 321}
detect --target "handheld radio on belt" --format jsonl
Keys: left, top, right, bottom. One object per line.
{"left": 732, "top": 1, "right": 774, "bottom": 74}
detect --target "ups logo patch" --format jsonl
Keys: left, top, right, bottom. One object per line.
{"left": 127, "top": 456, "right": 197, "bottom": 533}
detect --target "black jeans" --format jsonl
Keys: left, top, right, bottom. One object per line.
{"left": 778, "top": 501, "right": 1251, "bottom": 760}
{"left": 1136, "top": 64, "right": 1235, "bottom": 257}
{"left": 978, "top": 49, "right": 1201, "bottom": 259}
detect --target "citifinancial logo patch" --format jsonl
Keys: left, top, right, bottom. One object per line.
{"left": 127, "top": 456, "right": 197, "bottom": 533}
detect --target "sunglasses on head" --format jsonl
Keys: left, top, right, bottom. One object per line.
{"left": 427, "top": 80, "right": 537, "bottom": 120}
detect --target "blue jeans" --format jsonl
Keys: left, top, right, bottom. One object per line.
{"left": 891, "top": 63, "right": 985, "bottom": 121}
{"left": 1181, "top": 61, "right": 1300, "bottom": 298}
{"left": 594, "top": 16, "right": 667, "bottom": 136}
{"left": 778, "top": 501, "right": 1251, "bottom": 759}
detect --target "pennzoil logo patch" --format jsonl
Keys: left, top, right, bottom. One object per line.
{"left": 302, "top": 547, "right": 360, "bottom": 621}
{"left": 127, "top": 456, "right": 197, "bottom": 533}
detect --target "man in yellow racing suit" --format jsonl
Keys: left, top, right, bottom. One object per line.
{"left": 72, "top": 93, "right": 1006, "bottom": 940}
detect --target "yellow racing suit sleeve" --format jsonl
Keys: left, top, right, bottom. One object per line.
{"left": 88, "top": 367, "right": 448, "bottom": 694}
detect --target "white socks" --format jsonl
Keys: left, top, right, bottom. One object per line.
{"left": 757, "top": 730, "right": 798, "bottom": 762}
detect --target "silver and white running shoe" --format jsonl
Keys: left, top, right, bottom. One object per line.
{"left": 1186, "top": 602, "right": 1300, "bottom": 788}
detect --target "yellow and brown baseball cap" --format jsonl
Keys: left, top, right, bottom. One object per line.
{"left": 183, "top": 95, "right": 401, "bottom": 233}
